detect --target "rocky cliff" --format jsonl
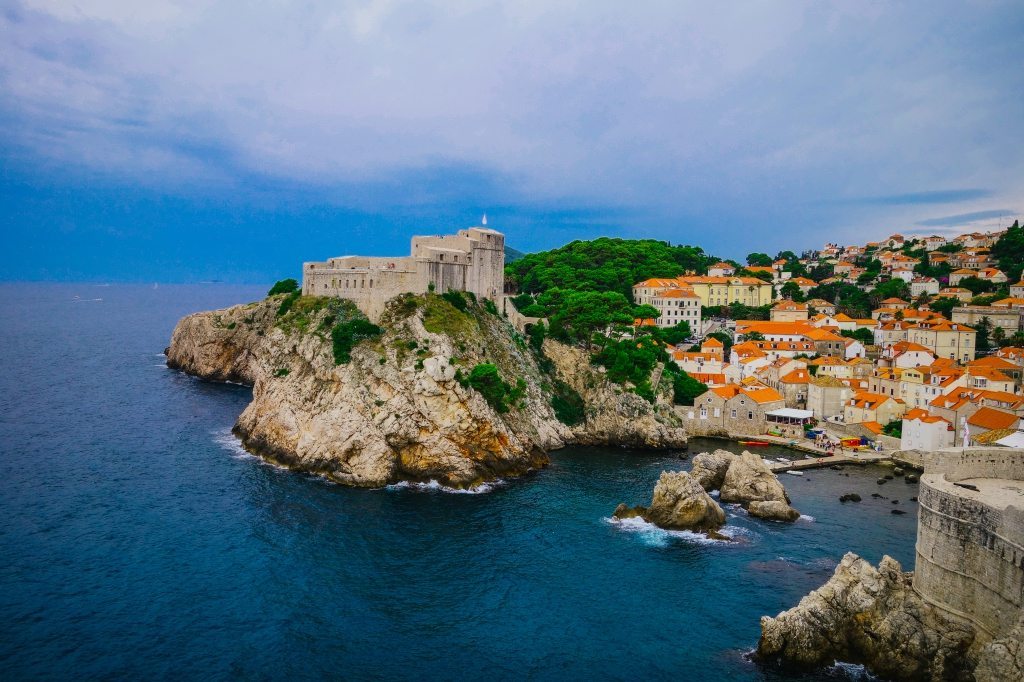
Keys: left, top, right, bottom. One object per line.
{"left": 166, "top": 293, "right": 687, "bottom": 488}
{"left": 758, "top": 553, "right": 984, "bottom": 681}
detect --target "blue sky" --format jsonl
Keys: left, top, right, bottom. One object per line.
{"left": 1, "top": 1, "right": 1022, "bottom": 282}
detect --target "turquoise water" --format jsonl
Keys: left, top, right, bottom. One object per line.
{"left": 0, "top": 284, "right": 919, "bottom": 680}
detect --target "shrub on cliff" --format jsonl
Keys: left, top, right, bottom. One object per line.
{"left": 441, "top": 290, "right": 468, "bottom": 311}
{"left": 550, "top": 380, "right": 585, "bottom": 425}
{"left": 331, "top": 319, "right": 382, "bottom": 364}
{"left": 276, "top": 291, "right": 301, "bottom": 316}
{"left": 463, "top": 363, "right": 525, "bottom": 413}
{"left": 268, "top": 278, "right": 299, "bottom": 296}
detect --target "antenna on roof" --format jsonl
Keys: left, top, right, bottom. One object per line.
{"left": 481, "top": 213, "right": 487, "bottom": 226}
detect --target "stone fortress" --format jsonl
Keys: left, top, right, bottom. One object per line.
{"left": 914, "top": 447, "right": 1023, "bottom": 647}
{"left": 302, "top": 226, "right": 505, "bottom": 322}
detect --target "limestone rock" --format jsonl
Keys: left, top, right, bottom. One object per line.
{"left": 167, "top": 294, "right": 687, "bottom": 488}
{"left": 748, "top": 500, "right": 800, "bottom": 522}
{"left": 975, "top": 616, "right": 1024, "bottom": 682}
{"left": 721, "top": 451, "right": 789, "bottom": 503}
{"left": 612, "top": 503, "right": 646, "bottom": 520}
{"left": 689, "top": 449, "right": 738, "bottom": 491}
{"left": 643, "top": 470, "right": 726, "bottom": 531}
{"left": 758, "top": 552, "right": 977, "bottom": 680}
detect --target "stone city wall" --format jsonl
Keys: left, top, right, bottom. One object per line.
{"left": 913, "top": 447, "right": 1024, "bottom": 643}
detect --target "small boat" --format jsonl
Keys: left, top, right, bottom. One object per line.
{"left": 776, "top": 457, "right": 791, "bottom": 463}
{"left": 739, "top": 440, "right": 771, "bottom": 446}
{"left": 785, "top": 470, "right": 804, "bottom": 476}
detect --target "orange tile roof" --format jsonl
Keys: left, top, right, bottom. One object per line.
{"left": 780, "top": 370, "right": 810, "bottom": 384}
{"left": 860, "top": 421, "right": 883, "bottom": 434}
{"left": 967, "top": 407, "right": 1019, "bottom": 431}
{"left": 702, "top": 337, "right": 724, "bottom": 347}
{"left": 740, "top": 385, "right": 785, "bottom": 404}
{"left": 772, "top": 300, "right": 808, "bottom": 310}
{"left": 969, "top": 356, "right": 1018, "bottom": 370}
{"left": 657, "top": 288, "right": 699, "bottom": 299}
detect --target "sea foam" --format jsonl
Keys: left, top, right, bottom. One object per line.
{"left": 604, "top": 516, "right": 745, "bottom": 547}
{"left": 385, "top": 479, "right": 504, "bottom": 495}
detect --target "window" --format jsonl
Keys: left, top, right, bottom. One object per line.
{"left": 731, "top": 409, "right": 737, "bottom": 418}
{"left": 748, "top": 411, "right": 754, "bottom": 420}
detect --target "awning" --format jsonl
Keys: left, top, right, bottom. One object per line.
{"left": 766, "top": 408, "right": 814, "bottom": 419}
{"left": 994, "top": 431, "right": 1024, "bottom": 448}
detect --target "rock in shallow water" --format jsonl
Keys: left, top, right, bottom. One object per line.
{"left": 718, "top": 451, "right": 800, "bottom": 521}
{"left": 643, "top": 470, "right": 726, "bottom": 532}
{"left": 689, "top": 449, "right": 737, "bottom": 491}
{"left": 748, "top": 500, "right": 800, "bottom": 522}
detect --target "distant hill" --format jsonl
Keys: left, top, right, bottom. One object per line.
{"left": 505, "top": 246, "right": 527, "bottom": 264}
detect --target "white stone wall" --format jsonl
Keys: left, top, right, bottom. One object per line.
{"left": 914, "top": 448, "right": 1024, "bottom": 645}
{"left": 302, "top": 227, "right": 505, "bottom": 322}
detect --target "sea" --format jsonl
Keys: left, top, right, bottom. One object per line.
{"left": 0, "top": 283, "right": 920, "bottom": 681}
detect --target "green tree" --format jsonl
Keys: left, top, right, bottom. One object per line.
{"left": 672, "top": 372, "right": 708, "bottom": 406}
{"left": 958, "top": 276, "right": 995, "bottom": 296}
{"left": 975, "top": 317, "right": 993, "bottom": 353}
{"left": 632, "top": 304, "right": 661, "bottom": 321}
{"left": 870, "top": 279, "right": 911, "bottom": 303}
{"left": 929, "top": 296, "right": 958, "bottom": 319}
{"left": 268, "top": 278, "right": 300, "bottom": 296}
{"left": 746, "top": 252, "right": 773, "bottom": 266}
{"left": 990, "top": 220, "right": 1024, "bottom": 283}
{"left": 841, "top": 328, "right": 874, "bottom": 345}
{"left": 658, "top": 321, "right": 692, "bottom": 346}
{"left": 780, "top": 280, "right": 804, "bottom": 301}
{"left": 883, "top": 420, "right": 903, "bottom": 438}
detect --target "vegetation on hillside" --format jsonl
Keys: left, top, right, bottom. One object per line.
{"left": 268, "top": 278, "right": 299, "bottom": 296}
{"left": 506, "top": 237, "right": 717, "bottom": 300}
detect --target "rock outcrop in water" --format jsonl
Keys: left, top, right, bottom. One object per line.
{"left": 713, "top": 451, "right": 800, "bottom": 521}
{"left": 613, "top": 470, "right": 725, "bottom": 532}
{"left": 758, "top": 553, "right": 977, "bottom": 681}
{"left": 689, "top": 449, "right": 737, "bottom": 491}
{"left": 166, "top": 293, "right": 686, "bottom": 488}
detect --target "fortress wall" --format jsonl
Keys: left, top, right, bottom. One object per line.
{"left": 918, "top": 447, "right": 1024, "bottom": 482}
{"left": 303, "top": 227, "right": 506, "bottom": 322}
{"left": 913, "top": 448, "right": 1024, "bottom": 642}
{"left": 915, "top": 481, "right": 1024, "bottom": 639}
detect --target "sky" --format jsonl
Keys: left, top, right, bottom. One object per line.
{"left": 1, "top": 0, "right": 1023, "bottom": 282}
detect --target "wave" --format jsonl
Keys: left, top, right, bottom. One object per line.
{"left": 385, "top": 479, "right": 504, "bottom": 495}
{"left": 212, "top": 427, "right": 256, "bottom": 460}
{"left": 604, "top": 516, "right": 748, "bottom": 547}
{"left": 829, "top": 661, "right": 878, "bottom": 680}
{"left": 798, "top": 514, "right": 815, "bottom": 522}
{"left": 210, "top": 428, "right": 288, "bottom": 471}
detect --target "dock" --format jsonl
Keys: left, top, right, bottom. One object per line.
{"left": 733, "top": 433, "right": 893, "bottom": 472}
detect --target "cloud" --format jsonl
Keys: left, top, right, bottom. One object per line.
{"left": 830, "top": 189, "right": 993, "bottom": 206}
{"left": 1, "top": 0, "right": 1023, "bottom": 277}
{"left": 915, "top": 209, "right": 1018, "bottom": 228}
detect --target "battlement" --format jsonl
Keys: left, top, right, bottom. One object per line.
{"left": 302, "top": 226, "right": 505, "bottom": 322}
{"left": 913, "top": 447, "right": 1024, "bottom": 643}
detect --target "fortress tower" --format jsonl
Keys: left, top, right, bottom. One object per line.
{"left": 302, "top": 226, "right": 505, "bottom": 322}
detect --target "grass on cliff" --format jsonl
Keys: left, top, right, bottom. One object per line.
{"left": 276, "top": 295, "right": 359, "bottom": 335}
{"left": 421, "top": 293, "right": 480, "bottom": 337}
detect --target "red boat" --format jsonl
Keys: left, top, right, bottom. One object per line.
{"left": 738, "top": 440, "right": 771, "bottom": 446}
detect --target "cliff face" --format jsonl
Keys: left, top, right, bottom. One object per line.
{"left": 758, "top": 553, "right": 978, "bottom": 681}
{"left": 167, "top": 294, "right": 686, "bottom": 488}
